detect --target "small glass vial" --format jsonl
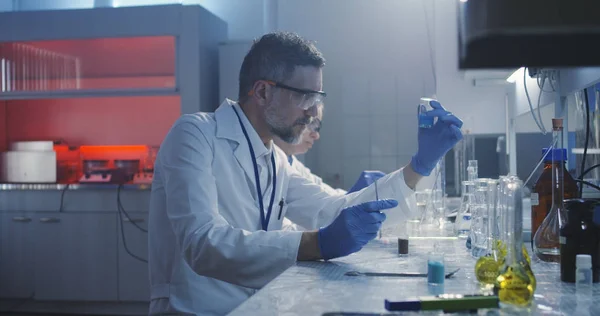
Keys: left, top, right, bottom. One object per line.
{"left": 427, "top": 251, "right": 445, "bottom": 285}
{"left": 398, "top": 231, "right": 409, "bottom": 256}
{"left": 467, "top": 160, "right": 478, "bottom": 181}
{"left": 576, "top": 254, "right": 593, "bottom": 297}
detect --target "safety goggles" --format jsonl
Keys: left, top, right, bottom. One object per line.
{"left": 251, "top": 80, "right": 327, "bottom": 110}
{"left": 307, "top": 118, "right": 322, "bottom": 133}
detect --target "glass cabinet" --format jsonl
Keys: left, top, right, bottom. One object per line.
{"left": 0, "top": 4, "right": 227, "bottom": 151}
{"left": 1, "top": 36, "right": 176, "bottom": 94}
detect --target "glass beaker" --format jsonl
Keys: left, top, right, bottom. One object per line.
{"left": 455, "top": 180, "right": 475, "bottom": 238}
{"left": 410, "top": 190, "right": 430, "bottom": 237}
{"left": 420, "top": 189, "right": 443, "bottom": 237}
{"left": 431, "top": 188, "right": 446, "bottom": 226}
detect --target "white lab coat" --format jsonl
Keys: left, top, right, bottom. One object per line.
{"left": 148, "top": 99, "right": 416, "bottom": 316}
{"left": 281, "top": 156, "right": 346, "bottom": 231}
{"left": 288, "top": 155, "right": 347, "bottom": 196}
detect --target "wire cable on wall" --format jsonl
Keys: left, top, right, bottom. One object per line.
{"left": 58, "top": 183, "right": 70, "bottom": 212}
{"left": 117, "top": 184, "right": 147, "bottom": 233}
{"left": 523, "top": 67, "right": 548, "bottom": 135}
{"left": 579, "top": 89, "right": 591, "bottom": 197}
{"left": 117, "top": 184, "right": 148, "bottom": 263}
{"left": 535, "top": 73, "right": 546, "bottom": 131}
{"left": 536, "top": 69, "right": 557, "bottom": 93}
{"left": 580, "top": 163, "right": 600, "bottom": 179}
{"left": 575, "top": 179, "right": 600, "bottom": 193}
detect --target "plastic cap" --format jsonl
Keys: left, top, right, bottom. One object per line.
{"left": 542, "top": 148, "right": 567, "bottom": 162}
{"left": 576, "top": 254, "right": 592, "bottom": 269}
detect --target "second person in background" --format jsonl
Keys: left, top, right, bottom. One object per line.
{"left": 273, "top": 103, "right": 346, "bottom": 196}
{"left": 274, "top": 103, "right": 387, "bottom": 197}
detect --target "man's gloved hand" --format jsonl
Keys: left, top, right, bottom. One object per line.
{"left": 318, "top": 199, "right": 398, "bottom": 260}
{"left": 347, "top": 170, "right": 386, "bottom": 194}
{"left": 411, "top": 101, "right": 463, "bottom": 176}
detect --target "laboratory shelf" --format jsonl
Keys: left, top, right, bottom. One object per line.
{"left": 0, "top": 183, "right": 150, "bottom": 191}
{"left": 0, "top": 4, "right": 227, "bottom": 114}
{"left": 0, "top": 87, "right": 177, "bottom": 101}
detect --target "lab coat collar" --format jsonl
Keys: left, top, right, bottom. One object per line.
{"left": 215, "top": 99, "right": 274, "bottom": 189}
{"left": 215, "top": 99, "right": 272, "bottom": 157}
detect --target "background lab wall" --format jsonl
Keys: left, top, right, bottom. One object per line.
{"left": 217, "top": 0, "right": 508, "bottom": 189}
{"left": 2, "top": 0, "right": 509, "bottom": 190}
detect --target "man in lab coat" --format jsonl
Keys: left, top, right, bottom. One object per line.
{"left": 148, "top": 32, "right": 463, "bottom": 316}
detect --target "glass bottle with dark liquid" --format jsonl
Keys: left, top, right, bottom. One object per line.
{"left": 533, "top": 119, "right": 578, "bottom": 262}
{"left": 531, "top": 149, "right": 579, "bottom": 240}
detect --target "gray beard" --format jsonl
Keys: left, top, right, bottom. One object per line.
{"left": 264, "top": 101, "right": 304, "bottom": 145}
{"left": 270, "top": 124, "right": 302, "bottom": 144}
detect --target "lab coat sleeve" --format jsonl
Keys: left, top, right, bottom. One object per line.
{"left": 292, "top": 158, "right": 347, "bottom": 196}
{"left": 157, "top": 118, "right": 302, "bottom": 289}
{"left": 284, "top": 166, "right": 417, "bottom": 231}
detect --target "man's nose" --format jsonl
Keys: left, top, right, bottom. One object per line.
{"left": 312, "top": 131, "right": 320, "bottom": 140}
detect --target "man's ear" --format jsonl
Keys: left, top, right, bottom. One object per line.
{"left": 251, "top": 80, "right": 271, "bottom": 106}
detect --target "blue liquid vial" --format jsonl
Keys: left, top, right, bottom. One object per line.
{"left": 418, "top": 97, "right": 436, "bottom": 128}
{"left": 427, "top": 252, "right": 445, "bottom": 285}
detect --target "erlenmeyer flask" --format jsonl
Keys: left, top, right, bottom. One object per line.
{"left": 533, "top": 204, "right": 563, "bottom": 262}
{"left": 494, "top": 177, "right": 535, "bottom": 307}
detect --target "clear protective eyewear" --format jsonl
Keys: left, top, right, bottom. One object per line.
{"left": 261, "top": 80, "right": 327, "bottom": 110}
{"left": 307, "top": 117, "right": 322, "bottom": 133}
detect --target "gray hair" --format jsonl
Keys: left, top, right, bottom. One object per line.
{"left": 238, "top": 32, "right": 325, "bottom": 102}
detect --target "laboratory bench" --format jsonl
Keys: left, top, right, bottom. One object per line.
{"left": 0, "top": 184, "right": 151, "bottom": 315}
{"left": 229, "top": 237, "right": 599, "bottom": 316}
{"left": 0, "top": 189, "right": 535, "bottom": 315}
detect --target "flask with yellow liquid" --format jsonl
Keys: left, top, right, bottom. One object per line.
{"left": 494, "top": 178, "right": 535, "bottom": 307}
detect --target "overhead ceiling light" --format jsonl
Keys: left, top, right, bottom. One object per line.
{"left": 506, "top": 67, "right": 525, "bottom": 83}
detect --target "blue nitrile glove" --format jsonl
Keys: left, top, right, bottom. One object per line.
{"left": 347, "top": 170, "right": 386, "bottom": 194}
{"left": 318, "top": 199, "right": 398, "bottom": 260}
{"left": 411, "top": 101, "right": 463, "bottom": 176}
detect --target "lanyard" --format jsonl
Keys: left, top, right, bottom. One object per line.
{"left": 232, "top": 106, "right": 277, "bottom": 231}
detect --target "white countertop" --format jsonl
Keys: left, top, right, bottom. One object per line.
{"left": 229, "top": 237, "right": 598, "bottom": 316}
